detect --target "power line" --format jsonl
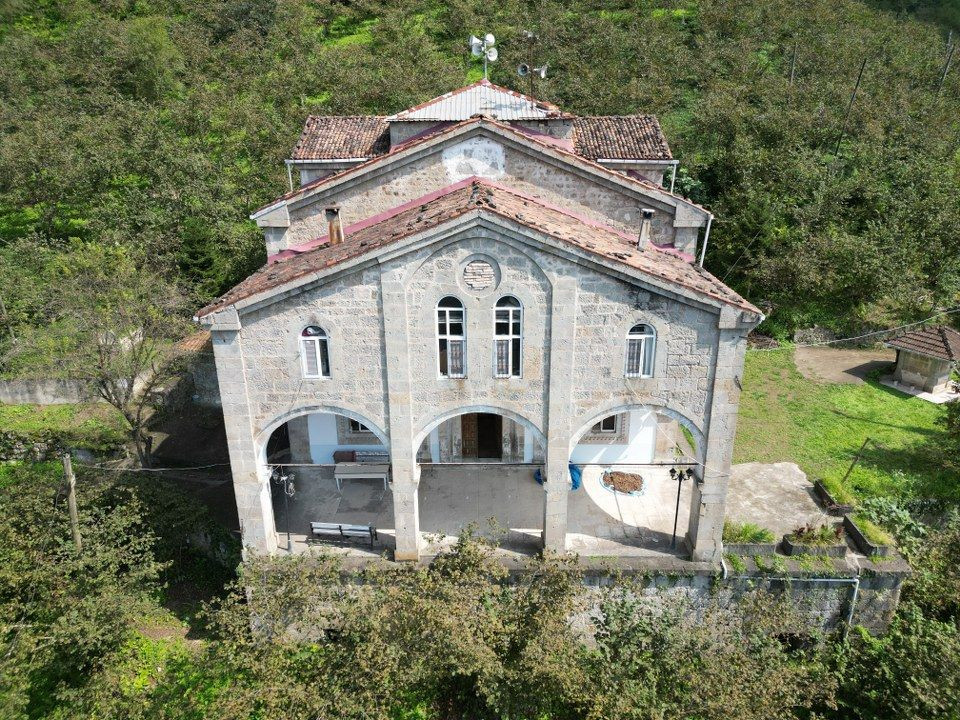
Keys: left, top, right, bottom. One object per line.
{"left": 72, "top": 460, "right": 231, "bottom": 473}
{"left": 749, "top": 305, "right": 960, "bottom": 352}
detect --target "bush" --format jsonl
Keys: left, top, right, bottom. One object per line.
{"left": 835, "top": 605, "right": 960, "bottom": 720}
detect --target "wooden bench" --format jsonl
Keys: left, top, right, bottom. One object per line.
{"left": 334, "top": 462, "right": 390, "bottom": 491}
{"left": 310, "top": 521, "right": 378, "bottom": 547}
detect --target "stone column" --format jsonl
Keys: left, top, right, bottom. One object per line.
{"left": 379, "top": 264, "right": 421, "bottom": 561}
{"left": 688, "top": 306, "right": 750, "bottom": 562}
{"left": 209, "top": 310, "right": 277, "bottom": 557}
{"left": 542, "top": 275, "right": 577, "bottom": 553}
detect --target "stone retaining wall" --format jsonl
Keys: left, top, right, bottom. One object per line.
{"left": 0, "top": 378, "right": 98, "bottom": 405}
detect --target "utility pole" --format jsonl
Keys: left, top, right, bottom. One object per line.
{"left": 789, "top": 41, "right": 798, "bottom": 86}
{"left": 0, "top": 295, "right": 15, "bottom": 342}
{"left": 62, "top": 454, "right": 82, "bottom": 552}
{"left": 834, "top": 57, "right": 867, "bottom": 156}
{"left": 936, "top": 31, "right": 955, "bottom": 98}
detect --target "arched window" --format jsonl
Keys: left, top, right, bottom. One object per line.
{"left": 625, "top": 323, "right": 656, "bottom": 378}
{"left": 437, "top": 296, "right": 466, "bottom": 378}
{"left": 300, "top": 326, "right": 330, "bottom": 378}
{"left": 494, "top": 296, "right": 522, "bottom": 378}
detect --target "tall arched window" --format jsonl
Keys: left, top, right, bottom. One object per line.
{"left": 300, "top": 326, "right": 330, "bottom": 378}
{"left": 494, "top": 296, "right": 522, "bottom": 378}
{"left": 437, "top": 296, "right": 466, "bottom": 378}
{"left": 625, "top": 323, "right": 656, "bottom": 378}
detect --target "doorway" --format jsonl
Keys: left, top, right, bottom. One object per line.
{"left": 460, "top": 413, "right": 503, "bottom": 460}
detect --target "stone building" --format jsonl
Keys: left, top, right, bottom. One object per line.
{"left": 197, "top": 80, "right": 763, "bottom": 563}
{"left": 885, "top": 324, "right": 959, "bottom": 394}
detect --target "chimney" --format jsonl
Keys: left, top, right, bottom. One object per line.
{"left": 637, "top": 208, "right": 655, "bottom": 250}
{"left": 325, "top": 206, "right": 344, "bottom": 245}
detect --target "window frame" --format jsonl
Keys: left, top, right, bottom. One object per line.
{"left": 592, "top": 415, "right": 619, "bottom": 434}
{"left": 300, "top": 325, "right": 331, "bottom": 379}
{"left": 348, "top": 419, "right": 372, "bottom": 434}
{"left": 436, "top": 296, "right": 467, "bottom": 379}
{"left": 624, "top": 323, "right": 656, "bottom": 378}
{"left": 493, "top": 296, "right": 523, "bottom": 379}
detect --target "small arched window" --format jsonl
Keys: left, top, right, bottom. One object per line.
{"left": 437, "top": 296, "right": 466, "bottom": 378}
{"left": 625, "top": 323, "right": 656, "bottom": 378}
{"left": 494, "top": 296, "right": 522, "bottom": 378}
{"left": 300, "top": 326, "right": 330, "bottom": 378}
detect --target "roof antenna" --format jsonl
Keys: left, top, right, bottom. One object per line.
{"left": 469, "top": 33, "right": 497, "bottom": 79}
{"left": 518, "top": 30, "right": 547, "bottom": 97}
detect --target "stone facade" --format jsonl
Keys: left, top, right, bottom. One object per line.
{"left": 205, "top": 87, "right": 761, "bottom": 564}
{"left": 893, "top": 349, "right": 953, "bottom": 393}
{"left": 205, "top": 217, "right": 756, "bottom": 561}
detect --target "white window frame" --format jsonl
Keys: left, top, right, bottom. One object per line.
{"left": 625, "top": 323, "right": 656, "bottom": 378}
{"left": 493, "top": 296, "right": 523, "bottom": 378}
{"left": 592, "top": 415, "right": 619, "bottom": 434}
{"left": 300, "top": 326, "right": 330, "bottom": 379}
{"left": 436, "top": 297, "right": 466, "bottom": 379}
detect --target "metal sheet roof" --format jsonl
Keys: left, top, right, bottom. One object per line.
{"left": 386, "top": 80, "right": 569, "bottom": 121}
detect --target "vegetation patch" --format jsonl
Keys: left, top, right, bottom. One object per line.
{"left": 0, "top": 402, "right": 126, "bottom": 455}
{"left": 736, "top": 350, "right": 953, "bottom": 502}
{"left": 788, "top": 523, "right": 844, "bottom": 546}
{"left": 723, "top": 521, "right": 776, "bottom": 544}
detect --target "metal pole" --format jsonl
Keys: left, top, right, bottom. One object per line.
{"left": 62, "top": 454, "right": 82, "bottom": 552}
{"left": 283, "top": 478, "right": 292, "bottom": 552}
{"left": 841, "top": 437, "right": 871, "bottom": 485}
{"left": 671, "top": 473, "right": 683, "bottom": 549}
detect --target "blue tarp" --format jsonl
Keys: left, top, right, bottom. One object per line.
{"left": 535, "top": 463, "right": 582, "bottom": 490}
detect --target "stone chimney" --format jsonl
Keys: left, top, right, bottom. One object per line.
{"left": 325, "top": 206, "right": 344, "bottom": 245}
{"left": 637, "top": 208, "right": 655, "bottom": 250}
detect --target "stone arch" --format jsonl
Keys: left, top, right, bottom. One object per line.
{"left": 255, "top": 404, "right": 390, "bottom": 464}
{"left": 413, "top": 403, "right": 546, "bottom": 450}
{"left": 569, "top": 403, "right": 705, "bottom": 463}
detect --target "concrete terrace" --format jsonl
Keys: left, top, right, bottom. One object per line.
{"left": 269, "top": 462, "right": 827, "bottom": 561}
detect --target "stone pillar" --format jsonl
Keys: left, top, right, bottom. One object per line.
{"left": 688, "top": 306, "right": 750, "bottom": 562}
{"left": 379, "top": 264, "right": 420, "bottom": 561}
{"left": 542, "top": 275, "right": 577, "bottom": 553}
{"left": 209, "top": 311, "right": 277, "bottom": 556}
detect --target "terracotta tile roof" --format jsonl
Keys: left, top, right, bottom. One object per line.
{"left": 290, "top": 116, "right": 390, "bottom": 160}
{"left": 201, "top": 178, "right": 755, "bottom": 318}
{"left": 885, "top": 325, "right": 960, "bottom": 362}
{"left": 573, "top": 116, "right": 672, "bottom": 161}
{"left": 175, "top": 330, "right": 212, "bottom": 353}
{"left": 264, "top": 117, "right": 703, "bottom": 218}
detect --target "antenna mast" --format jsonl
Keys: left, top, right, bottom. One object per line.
{"left": 517, "top": 30, "right": 548, "bottom": 95}
{"left": 469, "top": 33, "right": 498, "bottom": 79}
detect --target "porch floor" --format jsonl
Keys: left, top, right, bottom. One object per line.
{"left": 271, "top": 463, "right": 693, "bottom": 558}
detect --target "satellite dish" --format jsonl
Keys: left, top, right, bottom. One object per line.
{"left": 469, "top": 35, "right": 484, "bottom": 56}
{"left": 485, "top": 47, "right": 498, "bottom": 62}
{"left": 484, "top": 33, "right": 496, "bottom": 46}
{"left": 518, "top": 63, "right": 530, "bottom": 76}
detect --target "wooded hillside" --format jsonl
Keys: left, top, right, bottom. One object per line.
{"left": 1, "top": 0, "right": 958, "bottom": 371}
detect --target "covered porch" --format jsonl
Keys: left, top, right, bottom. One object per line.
{"left": 270, "top": 461, "right": 693, "bottom": 559}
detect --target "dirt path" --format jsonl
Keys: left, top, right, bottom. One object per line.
{"left": 794, "top": 346, "right": 894, "bottom": 384}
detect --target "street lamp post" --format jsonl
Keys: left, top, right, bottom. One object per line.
{"left": 271, "top": 466, "right": 296, "bottom": 553}
{"left": 669, "top": 467, "right": 695, "bottom": 550}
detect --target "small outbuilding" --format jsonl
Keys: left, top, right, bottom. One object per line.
{"left": 884, "top": 324, "right": 960, "bottom": 394}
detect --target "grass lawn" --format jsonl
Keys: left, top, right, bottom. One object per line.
{"left": 0, "top": 402, "right": 127, "bottom": 450}
{"left": 735, "top": 349, "right": 956, "bottom": 503}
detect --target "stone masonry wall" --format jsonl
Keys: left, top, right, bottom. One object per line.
{"left": 236, "top": 264, "right": 389, "bottom": 445}
{"left": 230, "top": 224, "right": 721, "bottom": 457}
{"left": 285, "top": 132, "right": 681, "bottom": 249}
